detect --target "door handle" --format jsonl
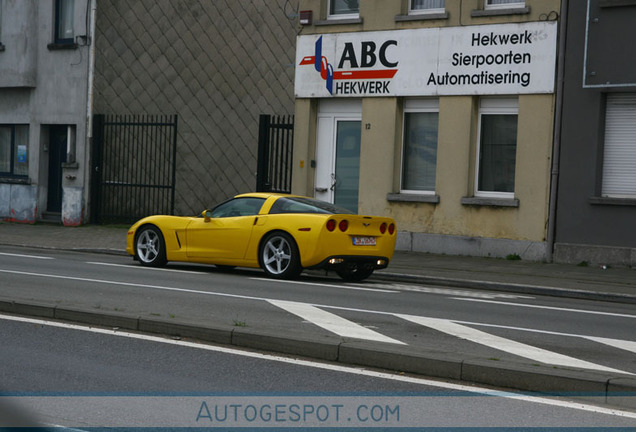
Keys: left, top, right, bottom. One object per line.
{"left": 315, "top": 187, "right": 328, "bottom": 192}
{"left": 330, "top": 173, "right": 337, "bottom": 191}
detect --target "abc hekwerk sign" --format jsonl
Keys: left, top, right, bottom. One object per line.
{"left": 295, "top": 21, "right": 557, "bottom": 98}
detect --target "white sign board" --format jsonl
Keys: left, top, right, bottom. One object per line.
{"left": 295, "top": 21, "right": 557, "bottom": 98}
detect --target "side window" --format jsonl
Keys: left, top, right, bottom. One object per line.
{"left": 476, "top": 98, "right": 518, "bottom": 198}
{"left": 210, "top": 197, "right": 265, "bottom": 218}
{"left": 602, "top": 93, "right": 636, "bottom": 198}
{"left": 410, "top": 0, "right": 445, "bottom": 15}
{"left": 328, "top": 0, "right": 359, "bottom": 19}
{"left": 0, "top": 125, "right": 29, "bottom": 178}
{"left": 401, "top": 99, "right": 439, "bottom": 194}
{"left": 55, "top": 0, "right": 75, "bottom": 44}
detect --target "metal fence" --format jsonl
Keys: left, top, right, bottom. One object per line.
{"left": 256, "top": 114, "right": 294, "bottom": 194}
{"left": 91, "top": 114, "right": 178, "bottom": 224}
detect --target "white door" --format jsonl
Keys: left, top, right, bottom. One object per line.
{"left": 315, "top": 100, "right": 362, "bottom": 213}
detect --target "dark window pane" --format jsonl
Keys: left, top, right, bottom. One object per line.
{"left": 478, "top": 114, "right": 517, "bottom": 193}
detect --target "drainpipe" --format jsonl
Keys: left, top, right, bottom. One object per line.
{"left": 546, "top": 0, "right": 568, "bottom": 263}
{"left": 85, "top": 0, "right": 97, "bottom": 222}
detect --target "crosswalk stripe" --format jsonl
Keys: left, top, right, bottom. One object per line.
{"left": 395, "top": 314, "right": 632, "bottom": 375}
{"left": 269, "top": 300, "right": 406, "bottom": 345}
{"left": 585, "top": 336, "right": 636, "bottom": 354}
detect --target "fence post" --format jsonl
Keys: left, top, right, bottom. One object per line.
{"left": 90, "top": 114, "right": 104, "bottom": 224}
{"left": 256, "top": 114, "right": 271, "bottom": 192}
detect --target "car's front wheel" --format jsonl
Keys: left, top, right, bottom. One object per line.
{"left": 336, "top": 263, "right": 374, "bottom": 282}
{"left": 135, "top": 225, "right": 167, "bottom": 267}
{"left": 260, "top": 232, "right": 301, "bottom": 279}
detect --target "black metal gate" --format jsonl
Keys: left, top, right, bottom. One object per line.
{"left": 91, "top": 114, "right": 178, "bottom": 224}
{"left": 256, "top": 114, "right": 294, "bottom": 194}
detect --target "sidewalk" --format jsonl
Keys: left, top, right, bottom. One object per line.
{"left": 1, "top": 221, "right": 635, "bottom": 410}
{"left": 1, "top": 221, "right": 635, "bottom": 304}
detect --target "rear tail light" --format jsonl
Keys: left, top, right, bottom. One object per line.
{"left": 326, "top": 219, "right": 336, "bottom": 232}
{"left": 339, "top": 220, "right": 349, "bottom": 232}
{"left": 379, "top": 223, "right": 387, "bottom": 234}
{"left": 388, "top": 223, "right": 395, "bottom": 235}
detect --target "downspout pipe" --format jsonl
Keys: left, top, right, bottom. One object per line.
{"left": 85, "top": 0, "right": 97, "bottom": 222}
{"left": 546, "top": 0, "right": 569, "bottom": 263}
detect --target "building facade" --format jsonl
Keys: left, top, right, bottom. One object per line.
{"left": 0, "top": 0, "right": 91, "bottom": 225}
{"left": 553, "top": 0, "right": 636, "bottom": 267}
{"left": 0, "top": 0, "right": 297, "bottom": 225}
{"left": 292, "top": 0, "right": 562, "bottom": 260}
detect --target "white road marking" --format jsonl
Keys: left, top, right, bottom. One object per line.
{"left": 269, "top": 300, "right": 406, "bottom": 345}
{"left": 0, "top": 268, "right": 266, "bottom": 302}
{"left": 454, "top": 297, "right": 636, "bottom": 319}
{"left": 87, "top": 262, "right": 207, "bottom": 274}
{"left": 0, "top": 252, "right": 54, "bottom": 260}
{"left": 396, "top": 314, "right": 632, "bottom": 375}
{"left": 0, "top": 313, "right": 635, "bottom": 420}
{"left": 252, "top": 277, "right": 398, "bottom": 293}
{"left": 584, "top": 336, "right": 636, "bottom": 354}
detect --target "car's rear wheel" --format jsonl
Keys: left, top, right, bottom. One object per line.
{"left": 260, "top": 232, "right": 301, "bottom": 279}
{"left": 336, "top": 263, "right": 374, "bottom": 282}
{"left": 135, "top": 225, "right": 167, "bottom": 267}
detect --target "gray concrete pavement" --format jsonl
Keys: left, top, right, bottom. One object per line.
{"left": 1, "top": 221, "right": 635, "bottom": 409}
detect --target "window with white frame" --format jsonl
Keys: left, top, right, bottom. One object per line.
{"left": 55, "top": 0, "right": 74, "bottom": 44}
{"left": 401, "top": 99, "right": 439, "bottom": 193}
{"left": 602, "top": 93, "right": 636, "bottom": 198}
{"left": 476, "top": 98, "right": 518, "bottom": 197}
{"left": 410, "top": 0, "right": 445, "bottom": 14}
{"left": 328, "top": 0, "right": 359, "bottom": 19}
{"left": 485, "top": 0, "right": 525, "bottom": 9}
{"left": 0, "top": 125, "right": 29, "bottom": 177}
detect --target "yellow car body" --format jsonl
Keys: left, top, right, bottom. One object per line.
{"left": 126, "top": 193, "right": 397, "bottom": 281}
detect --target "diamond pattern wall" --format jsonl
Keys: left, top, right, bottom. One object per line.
{"left": 93, "top": 0, "right": 298, "bottom": 215}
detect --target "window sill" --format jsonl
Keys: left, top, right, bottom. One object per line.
{"left": 590, "top": 196, "right": 636, "bottom": 206}
{"left": 47, "top": 42, "right": 79, "bottom": 51}
{"left": 314, "top": 17, "right": 363, "bottom": 26}
{"left": 387, "top": 193, "right": 440, "bottom": 204}
{"left": 600, "top": 0, "right": 636, "bottom": 7}
{"left": 62, "top": 162, "right": 79, "bottom": 169}
{"left": 0, "top": 177, "right": 30, "bottom": 185}
{"left": 395, "top": 12, "right": 449, "bottom": 22}
{"left": 461, "top": 196, "right": 519, "bottom": 207}
{"left": 471, "top": 6, "right": 530, "bottom": 17}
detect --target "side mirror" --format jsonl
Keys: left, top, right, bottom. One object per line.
{"left": 202, "top": 210, "right": 211, "bottom": 222}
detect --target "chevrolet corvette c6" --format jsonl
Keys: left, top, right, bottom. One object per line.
{"left": 126, "top": 193, "right": 397, "bottom": 281}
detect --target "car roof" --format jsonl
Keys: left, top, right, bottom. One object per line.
{"left": 234, "top": 192, "right": 301, "bottom": 200}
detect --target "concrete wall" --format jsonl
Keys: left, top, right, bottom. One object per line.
{"left": 93, "top": 0, "right": 298, "bottom": 215}
{"left": 293, "top": 0, "right": 560, "bottom": 260}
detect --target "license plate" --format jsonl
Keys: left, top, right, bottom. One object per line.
{"left": 352, "top": 236, "right": 376, "bottom": 246}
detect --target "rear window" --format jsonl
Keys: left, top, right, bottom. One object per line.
{"left": 269, "top": 197, "right": 355, "bottom": 215}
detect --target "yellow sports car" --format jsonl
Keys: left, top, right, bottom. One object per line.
{"left": 126, "top": 193, "right": 396, "bottom": 281}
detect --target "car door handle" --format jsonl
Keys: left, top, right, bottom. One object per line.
{"left": 315, "top": 187, "right": 328, "bottom": 192}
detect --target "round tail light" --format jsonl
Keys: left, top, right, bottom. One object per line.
{"left": 326, "top": 219, "right": 336, "bottom": 232}
{"left": 339, "top": 220, "right": 349, "bottom": 232}
{"left": 379, "top": 223, "right": 387, "bottom": 234}
{"left": 388, "top": 223, "right": 395, "bottom": 235}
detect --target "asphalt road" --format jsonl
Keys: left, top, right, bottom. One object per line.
{"left": 1, "top": 316, "right": 636, "bottom": 429}
{"left": 1, "top": 245, "right": 635, "bottom": 377}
